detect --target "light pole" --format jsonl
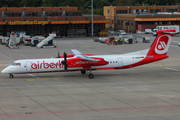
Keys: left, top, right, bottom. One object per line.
{"left": 132, "top": 14, "right": 133, "bottom": 33}
{"left": 91, "top": 0, "right": 93, "bottom": 37}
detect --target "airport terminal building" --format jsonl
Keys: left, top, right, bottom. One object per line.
{"left": 104, "top": 5, "right": 180, "bottom": 33}
{"left": 0, "top": 7, "right": 110, "bottom": 37}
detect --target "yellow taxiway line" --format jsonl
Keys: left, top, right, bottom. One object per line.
{"left": 26, "top": 79, "right": 36, "bottom": 81}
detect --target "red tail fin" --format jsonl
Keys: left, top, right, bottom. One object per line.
{"left": 147, "top": 30, "right": 175, "bottom": 56}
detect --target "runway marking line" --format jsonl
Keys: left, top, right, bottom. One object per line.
{"left": 0, "top": 105, "right": 180, "bottom": 117}
{"left": 165, "top": 68, "right": 180, "bottom": 72}
{"left": 26, "top": 79, "right": 36, "bottom": 81}
{"left": 138, "top": 62, "right": 165, "bottom": 73}
{"left": 117, "top": 78, "right": 180, "bottom": 85}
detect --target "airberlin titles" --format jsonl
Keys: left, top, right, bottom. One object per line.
{"left": 31, "top": 59, "right": 108, "bottom": 70}
{"left": 31, "top": 60, "right": 62, "bottom": 69}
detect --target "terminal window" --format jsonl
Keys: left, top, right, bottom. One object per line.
{"left": 166, "top": 9, "right": 177, "bottom": 12}
{"left": 8, "top": 13, "right": 11, "bottom": 17}
{"left": 118, "top": 20, "right": 123, "bottom": 25}
{"left": 150, "top": 9, "right": 161, "bottom": 13}
{"left": 125, "top": 21, "right": 129, "bottom": 25}
{"left": 76, "top": 12, "right": 78, "bottom": 16}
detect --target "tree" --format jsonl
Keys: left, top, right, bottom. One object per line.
{"left": 41, "top": 0, "right": 53, "bottom": 7}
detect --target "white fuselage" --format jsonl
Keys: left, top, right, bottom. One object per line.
{"left": 1, "top": 49, "right": 148, "bottom": 74}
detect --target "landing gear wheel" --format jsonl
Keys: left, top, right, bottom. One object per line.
{"left": 9, "top": 74, "right": 13, "bottom": 78}
{"left": 89, "top": 74, "right": 94, "bottom": 79}
{"left": 81, "top": 70, "right": 86, "bottom": 74}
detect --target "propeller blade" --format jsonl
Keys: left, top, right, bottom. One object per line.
{"left": 61, "top": 52, "right": 68, "bottom": 71}
{"left": 65, "top": 64, "right": 68, "bottom": 72}
{"left": 64, "top": 52, "right": 67, "bottom": 61}
{"left": 56, "top": 52, "right": 60, "bottom": 58}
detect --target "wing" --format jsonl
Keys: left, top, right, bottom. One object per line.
{"left": 71, "top": 49, "right": 99, "bottom": 61}
{"left": 70, "top": 49, "right": 82, "bottom": 55}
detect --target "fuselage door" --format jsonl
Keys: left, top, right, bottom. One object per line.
{"left": 118, "top": 57, "right": 123, "bottom": 67}
{"left": 26, "top": 61, "right": 32, "bottom": 72}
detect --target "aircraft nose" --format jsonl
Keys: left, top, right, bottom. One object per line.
{"left": 1, "top": 67, "right": 11, "bottom": 74}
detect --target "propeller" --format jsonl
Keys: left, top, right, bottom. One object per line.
{"left": 56, "top": 52, "right": 60, "bottom": 58}
{"left": 56, "top": 48, "right": 60, "bottom": 58}
{"left": 61, "top": 52, "right": 68, "bottom": 71}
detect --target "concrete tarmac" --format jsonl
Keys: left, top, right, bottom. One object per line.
{"left": 0, "top": 34, "right": 180, "bottom": 120}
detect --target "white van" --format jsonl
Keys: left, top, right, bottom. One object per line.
{"left": 153, "top": 25, "right": 179, "bottom": 36}
{"left": 118, "top": 30, "right": 126, "bottom": 35}
{"left": 145, "top": 29, "right": 152, "bottom": 34}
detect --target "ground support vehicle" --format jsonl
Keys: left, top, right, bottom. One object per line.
{"left": 153, "top": 25, "right": 179, "bottom": 36}
{"left": 142, "top": 37, "right": 150, "bottom": 43}
{"left": 118, "top": 30, "right": 126, "bottom": 35}
{"left": 1, "top": 37, "right": 9, "bottom": 45}
{"left": 99, "top": 37, "right": 108, "bottom": 43}
{"left": 145, "top": 29, "right": 153, "bottom": 34}
{"left": 93, "top": 37, "right": 100, "bottom": 42}
{"left": 36, "top": 34, "right": 56, "bottom": 48}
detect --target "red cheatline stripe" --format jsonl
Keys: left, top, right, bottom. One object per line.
{"left": 96, "top": 68, "right": 115, "bottom": 71}
{"left": 0, "top": 106, "right": 180, "bottom": 117}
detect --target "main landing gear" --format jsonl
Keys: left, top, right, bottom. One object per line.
{"left": 89, "top": 73, "right": 94, "bottom": 79}
{"left": 9, "top": 74, "right": 13, "bottom": 78}
{"left": 81, "top": 69, "right": 94, "bottom": 79}
{"left": 81, "top": 70, "right": 86, "bottom": 74}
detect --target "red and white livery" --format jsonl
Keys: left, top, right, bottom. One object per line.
{"left": 1, "top": 30, "right": 175, "bottom": 79}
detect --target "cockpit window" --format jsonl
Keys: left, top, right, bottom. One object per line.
{"left": 11, "top": 63, "right": 21, "bottom": 66}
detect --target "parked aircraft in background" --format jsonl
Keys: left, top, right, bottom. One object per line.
{"left": 1, "top": 30, "right": 175, "bottom": 79}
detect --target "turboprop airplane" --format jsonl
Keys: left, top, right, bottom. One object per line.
{"left": 1, "top": 30, "right": 175, "bottom": 79}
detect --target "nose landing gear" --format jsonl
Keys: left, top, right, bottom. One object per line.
{"left": 9, "top": 74, "right": 13, "bottom": 78}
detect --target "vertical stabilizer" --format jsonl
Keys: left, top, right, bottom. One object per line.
{"left": 147, "top": 30, "right": 175, "bottom": 56}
